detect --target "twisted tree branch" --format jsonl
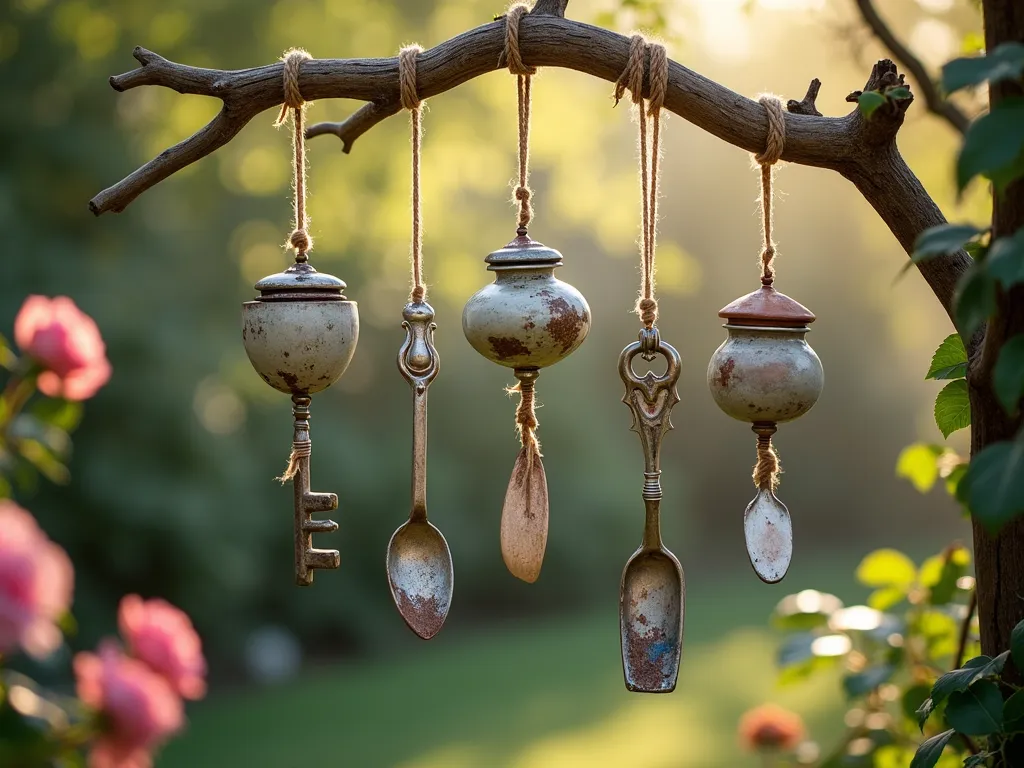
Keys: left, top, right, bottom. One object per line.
{"left": 852, "top": 0, "right": 970, "bottom": 135}
{"left": 89, "top": 4, "right": 971, "bottom": 323}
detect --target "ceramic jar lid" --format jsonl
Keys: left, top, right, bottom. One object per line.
{"left": 718, "top": 285, "right": 815, "bottom": 327}
{"left": 485, "top": 234, "right": 563, "bottom": 271}
{"left": 253, "top": 262, "right": 347, "bottom": 301}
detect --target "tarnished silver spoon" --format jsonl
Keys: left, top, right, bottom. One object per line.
{"left": 618, "top": 331, "right": 685, "bottom": 693}
{"left": 387, "top": 302, "right": 453, "bottom": 640}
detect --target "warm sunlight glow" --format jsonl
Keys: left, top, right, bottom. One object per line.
{"left": 811, "top": 635, "right": 853, "bottom": 657}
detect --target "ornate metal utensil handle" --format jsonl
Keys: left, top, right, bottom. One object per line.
{"left": 618, "top": 328, "right": 682, "bottom": 550}
{"left": 397, "top": 301, "right": 440, "bottom": 523}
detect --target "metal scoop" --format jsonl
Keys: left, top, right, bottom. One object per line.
{"left": 387, "top": 302, "right": 453, "bottom": 640}
{"left": 618, "top": 331, "right": 685, "bottom": 693}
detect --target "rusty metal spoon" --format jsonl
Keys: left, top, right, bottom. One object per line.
{"left": 618, "top": 330, "right": 685, "bottom": 693}
{"left": 387, "top": 302, "right": 453, "bottom": 640}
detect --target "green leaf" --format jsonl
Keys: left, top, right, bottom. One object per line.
{"left": 917, "top": 697, "right": 937, "bottom": 729}
{"left": 869, "top": 586, "right": 908, "bottom": 611}
{"left": 931, "top": 654, "right": 1009, "bottom": 711}
{"left": 958, "top": 97, "right": 1024, "bottom": 192}
{"left": 921, "top": 546, "right": 971, "bottom": 606}
{"left": 858, "top": 90, "right": 887, "bottom": 118}
{"left": 915, "top": 226, "right": 987, "bottom": 265}
{"left": 994, "top": 335, "right": 1024, "bottom": 414}
{"left": 30, "top": 399, "right": 83, "bottom": 433}
{"left": 1004, "top": 689, "right": 1024, "bottom": 733}
{"left": 856, "top": 548, "right": 917, "bottom": 589}
{"left": 935, "top": 380, "right": 972, "bottom": 439}
{"left": 909, "top": 729, "right": 954, "bottom": 768}
{"left": 955, "top": 264, "right": 998, "bottom": 338}
{"left": 945, "top": 680, "right": 1004, "bottom": 735}
{"left": 1012, "top": 618, "right": 1024, "bottom": 672}
{"left": 903, "top": 683, "right": 933, "bottom": 722}
{"left": 926, "top": 334, "right": 969, "bottom": 380}
{"left": 897, "top": 443, "right": 946, "bottom": 492}
{"left": 887, "top": 86, "right": 912, "bottom": 100}
{"left": 964, "top": 436, "right": 1024, "bottom": 531}
{"left": 843, "top": 664, "right": 896, "bottom": 698}
{"left": 987, "top": 227, "right": 1024, "bottom": 289}
{"left": 943, "top": 42, "right": 1024, "bottom": 93}
{"left": 964, "top": 754, "right": 993, "bottom": 768}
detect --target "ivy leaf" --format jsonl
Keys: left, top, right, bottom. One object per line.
{"left": 1004, "top": 689, "right": 1024, "bottom": 734}
{"left": 926, "top": 333, "right": 969, "bottom": 380}
{"left": 945, "top": 680, "right": 1004, "bottom": 735}
{"left": 954, "top": 263, "right": 998, "bottom": 338}
{"left": 943, "top": 42, "right": 1024, "bottom": 93}
{"left": 858, "top": 90, "right": 887, "bottom": 119}
{"left": 1012, "top": 618, "right": 1024, "bottom": 672}
{"left": 856, "top": 549, "right": 917, "bottom": 589}
{"left": 964, "top": 436, "right": 1024, "bottom": 531}
{"left": 909, "top": 729, "right": 954, "bottom": 768}
{"left": 994, "top": 335, "right": 1024, "bottom": 414}
{"left": 935, "top": 380, "right": 972, "bottom": 439}
{"left": 957, "top": 97, "right": 1024, "bottom": 193}
{"left": 930, "top": 654, "right": 1009, "bottom": 712}
{"left": 987, "top": 227, "right": 1024, "bottom": 289}
{"left": 915, "top": 225, "right": 987, "bottom": 264}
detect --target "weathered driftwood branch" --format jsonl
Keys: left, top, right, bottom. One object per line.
{"left": 89, "top": 2, "right": 971, "bottom": 323}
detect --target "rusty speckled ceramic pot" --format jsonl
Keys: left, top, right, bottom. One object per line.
{"left": 462, "top": 234, "right": 590, "bottom": 369}
{"left": 242, "top": 262, "right": 359, "bottom": 395}
{"left": 707, "top": 285, "right": 822, "bottom": 424}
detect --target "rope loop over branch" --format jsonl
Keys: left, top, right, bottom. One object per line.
{"left": 275, "top": 48, "right": 314, "bottom": 262}
{"left": 754, "top": 94, "right": 786, "bottom": 286}
{"left": 399, "top": 44, "right": 426, "bottom": 303}
{"left": 614, "top": 34, "right": 668, "bottom": 330}
{"left": 503, "top": 3, "right": 535, "bottom": 233}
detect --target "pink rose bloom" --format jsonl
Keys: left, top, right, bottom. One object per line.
{"left": 119, "top": 595, "right": 206, "bottom": 700}
{"left": 14, "top": 295, "right": 111, "bottom": 401}
{"left": 75, "top": 643, "right": 184, "bottom": 768}
{"left": 0, "top": 501, "right": 74, "bottom": 659}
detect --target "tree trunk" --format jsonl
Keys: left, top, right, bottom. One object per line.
{"left": 973, "top": 0, "right": 1024, "bottom": 764}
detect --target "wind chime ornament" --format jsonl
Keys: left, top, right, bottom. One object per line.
{"left": 241, "top": 49, "right": 359, "bottom": 586}
{"left": 706, "top": 95, "right": 823, "bottom": 585}
{"left": 462, "top": 3, "right": 591, "bottom": 584}
{"left": 613, "top": 36, "right": 685, "bottom": 694}
{"left": 385, "top": 45, "right": 454, "bottom": 640}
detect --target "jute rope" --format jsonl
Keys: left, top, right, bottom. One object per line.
{"left": 754, "top": 94, "right": 786, "bottom": 287}
{"left": 614, "top": 35, "right": 668, "bottom": 329}
{"left": 751, "top": 96, "right": 787, "bottom": 492}
{"left": 502, "top": 4, "right": 542, "bottom": 460}
{"left": 503, "top": 3, "right": 536, "bottom": 233}
{"left": 399, "top": 45, "right": 426, "bottom": 303}
{"left": 275, "top": 49, "right": 314, "bottom": 262}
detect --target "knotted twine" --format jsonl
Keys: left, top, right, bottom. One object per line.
{"left": 275, "top": 49, "right": 314, "bottom": 483}
{"left": 503, "top": 3, "right": 542, "bottom": 464}
{"left": 614, "top": 35, "right": 668, "bottom": 330}
{"left": 751, "top": 94, "right": 787, "bottom": 493}
{"left": 399, "top": 45, "right": 427, "bottom": 304}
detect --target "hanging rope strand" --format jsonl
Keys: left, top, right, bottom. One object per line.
{"left": 275, "top": 49, "right": 314, "bottom": 262}
{"left": 399, "top": 45, "right": 426, "bottom": 303}
{"left": 503, "top": 3, "right": 537, "bottom": 234}
{"left": 614, "top": 36, "right": 668, "bottom": 330}
{"left": 753, "top": 94, "right": 786, "bottom": 286}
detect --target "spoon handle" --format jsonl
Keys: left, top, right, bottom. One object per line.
{"left": 618, "top": 329, "right": 681, "bottom": 550}
{"left": 398, "top": 302, "right": 440, "bottom": 523}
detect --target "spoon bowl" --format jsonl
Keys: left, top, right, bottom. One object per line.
{"left": 387, "top": 519, "right": 453, "bottom": 640}
{"left": 620, "top": 546, "right": 684, "bottom": 693}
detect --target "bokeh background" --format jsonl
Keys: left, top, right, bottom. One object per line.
{"left": 0, "top": 0, "right": 991, "bottom": 765}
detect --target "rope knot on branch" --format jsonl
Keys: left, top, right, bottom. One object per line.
{"left": 275, "top": 48, "right": 312, "bottom": 125}
{"left": 503, "top": 4, "right": 537, "bottom": 76}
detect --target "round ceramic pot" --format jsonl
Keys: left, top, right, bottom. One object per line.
{"left": 707, "top": 325, "right": 823, "bottom": 423}
{"left": 242, "top": 263, "right": 359, "bottom": 395}
{"left": 462, "top": 234, "right": 590, "bottom": 369}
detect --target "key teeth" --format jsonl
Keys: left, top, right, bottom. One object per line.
{"left": 304, "top": 491, "right": 338, "bottom": 513}
{"left": 305, "top": 548, "right": 341, "bottom": 571}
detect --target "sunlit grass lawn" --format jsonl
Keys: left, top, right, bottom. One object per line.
{"left": 161, "top": 563, "right": 860, "bottom": 768}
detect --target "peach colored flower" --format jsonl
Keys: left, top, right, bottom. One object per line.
{"left": 14, "top": 295, "right": 111, "bottom": 401}
{"left": 0, "top": 501, "right": 74, "bottom": 659}
{"left": 738, "top": 703, "right": 806, "bottom": 752}
{"left": 118, "top": 595, "right": 206, "bottom": 700}
{"left": 75, "top": 643, "right": 184, "bottom": 768}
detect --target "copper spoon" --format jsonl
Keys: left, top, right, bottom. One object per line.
{"left": 387, "top": 302, "right": 453, "bottom": 639}
{"left": 618, "top": 331, "right": 685, "bottom": 693}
